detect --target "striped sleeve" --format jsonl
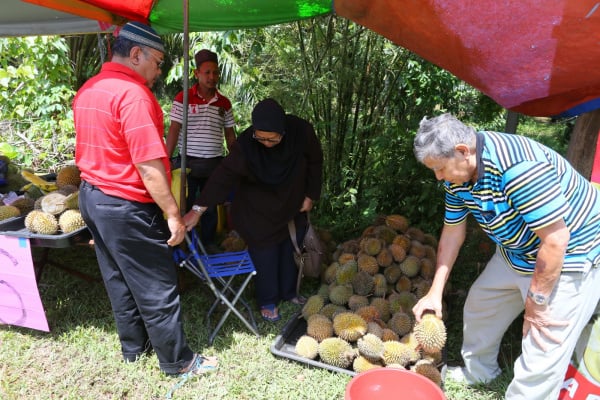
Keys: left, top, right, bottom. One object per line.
{"left": 443, "top": 188, "right": 470, "bottom": 225}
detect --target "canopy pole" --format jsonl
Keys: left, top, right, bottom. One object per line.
{"left": 179, "top": 0, "right": 190, "bottom": 215}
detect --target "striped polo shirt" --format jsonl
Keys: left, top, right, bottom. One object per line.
{"left": 444, "top": 131, "right": 600, "bottom": 273}
{"left": 169, "top": 84, "right": 234, "bottom": 158}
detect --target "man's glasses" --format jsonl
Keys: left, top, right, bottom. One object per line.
{"left": 143, "top": 50, "right": 165, "bottom": 69}
{"left": 252, "top": 130, "right": 283, "bottom": 143}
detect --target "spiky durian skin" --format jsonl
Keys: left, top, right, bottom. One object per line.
{"left": 347, "top": 294, "right": 369, "bottom": 311}
{"left": 367, "top": 321, "right": 384, "bottom": 338}
{"left": 329, "top": 285, "right": 354, "bottom": 306}
{"left": 357, "top": 254, "right": 379, "bottom": 275}
{"left": 382, "top": 340, "right": 414, "bottom": 367}
{"left": 302, "top": 295, "right": 325, "bottom": 320}
{"left": 295, "top": 335, "right": 319, "bottom": 360}
{"left": 357, "top": 333, "right": 385, "bottom": 362}
{"left": 58, "top": 209, "right": 86, "bottom": 233}
{"left": 8, "top": 198, "right": 34, "bottom": 215}
{"left": 353, "top": 355, "right": 383, "bottom": 373}
{"left": 306, "top": 314, "right": 334, "bottom": 342}
{"left": 413, "top": 314, "right": 447, "bottom": 353}
{"left": 372, "top": 274, "right": 388, "bottom": 297}
{"left": 381, "top": 328, "right": 400, "bottom": 342}
{"left": 319, "top": 303, "right": 346, "bottom": 320}
{"left": 383, "top": 264, "right": 402, "bottom": 284}
{"left": 376, "top": 247, "right": 393, "bottom": 268}
{"left": 388, "top": 312, "right": 414, "bottom": 337}
{"left": 388, "top": 243, "right": 407, "bottom": 263}
{"left": 25, "top": 210, "right": 58, "bottom": 235}
{"left": 385, "top": 214, "right": 409, "bottom": 233}
{"left": 399, "top": 255, "right": 421, "bottom": 278}
{"left": 370, "top": 297, "right": 390, "bottom": 322}
{"left": 318, "top": 337, "right": 356, "bottom": 369}
{"left": 0, "top": 205, "right": 20, "bottom": 220}
{"left": 332, "top": 312, "right": 367, "bottom": 342}
{"left": 355, "top": 305, "right": 380, "bottom": 323}
{"left": 360, "top": 237, "right": 382, "bottom": 256}
{"left": 56, "top": 165, "right": 81, "bottom": 188}
{"left": 335, "top": 261, "right": 357, "bottom": 285}
{"left": 413, "top": 360, "right": 442, "bottom": 387}
{"left": 351, "top": 271, "right": 374, "bottom": 296}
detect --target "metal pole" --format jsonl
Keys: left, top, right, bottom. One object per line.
{"left": 179, "top": 0, "right": 190, "bottom": 214}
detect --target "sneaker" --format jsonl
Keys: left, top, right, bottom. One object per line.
{"left": 179, "top": 353, "right": 219, "bottom": 376}
{"left": 446, "top": 366, "right": 470, "bottom": 384}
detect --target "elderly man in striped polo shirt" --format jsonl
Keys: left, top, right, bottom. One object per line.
{"left": 412, "top": 113, "right": 600, "bottom": 400}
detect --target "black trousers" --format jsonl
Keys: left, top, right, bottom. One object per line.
{"left": 248, "top": 215, "right": 307, "bottom": 307}
{"left": 79, "top": 181, "right": 193, "bottom": 374}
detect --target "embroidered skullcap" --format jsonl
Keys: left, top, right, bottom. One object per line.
{"left": 195, "top": 49, "right": 218, "bottom": 68}
{"left": 118, "top": 21, "right": 164, "bottom": 53}
{"left": 252, "top": 98, "right": 286, "bottom": 135}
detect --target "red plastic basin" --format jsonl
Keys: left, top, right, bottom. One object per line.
{"left": 345, "top": 368, "right": 446, "bottom": 400}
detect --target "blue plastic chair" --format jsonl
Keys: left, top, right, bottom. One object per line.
{"left": 173, "top": 229, "right": 259, "bottom": 345}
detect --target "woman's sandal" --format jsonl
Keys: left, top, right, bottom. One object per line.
{"left": 289, "top": 295, "right": 307, "bottom": 305}
{"left": 260, "top": 304, "right": 281, "bottom": 322}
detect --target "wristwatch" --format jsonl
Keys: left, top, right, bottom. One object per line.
{"left": 527, "top": 289, "right": 548, "bottom": 306}
{"left": 191, "top": 205, "right": 206, "bottom": 214}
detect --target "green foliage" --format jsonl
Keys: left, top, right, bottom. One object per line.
{"left": 0, "top": 36, "right": 76, "bottom": 171}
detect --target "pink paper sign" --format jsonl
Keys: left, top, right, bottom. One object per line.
{"left": 0, "top": 235, "right": 49, "bottom": 332}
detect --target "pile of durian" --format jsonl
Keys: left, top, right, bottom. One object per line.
{"left": 0, "top": 165, "right": 86, "bottom": 235}
{"left": 294, "top": 215, "right": 447, "bottom": 387}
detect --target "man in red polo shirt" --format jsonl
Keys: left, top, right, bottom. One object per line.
{"left": 73, "top": 21, "right": 217, "bottom": 377}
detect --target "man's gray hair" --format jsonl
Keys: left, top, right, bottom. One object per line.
{"left": 413, "top": 113, "right": 477, "bottom": 163}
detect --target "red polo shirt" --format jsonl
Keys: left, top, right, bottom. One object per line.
{"left": 73, "top": 62, "right": 170, "bottom": 203}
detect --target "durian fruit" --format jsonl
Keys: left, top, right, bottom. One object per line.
{"left": 40, "top": 192, "right": 67, "bottom": 215}
{"left": 357, "top": 333, "right": 385, "bottom": 362}
{"left": 375, "top": 248, "right": 392, "bottom": 268}
{"left": 302, "top": 295, "right": 325, "bottom": 320}
{"left": 367, "top": 321, "right": 384, "bottom": 338}
{"left": 0, "top": 205, "right": 20, "bottom": 221}
{"left": 332, "top": 312, "right": 368, "bottom": 342}
{"left": 357, "top": 254, "right": 379, "bottom": 275}
{"left": 374, "top": 224, "right": 397, "bottom": 245}
{"left": 412, "top": 359, "right": 442, "bottom": 387}
{"left": 392, "top": 234, "right": 412, "bottom": 252}
{"left": 336, "top": 261, "right": 358, "bottom": 285}
{"left": 395, "top": 275, "right": 412, "bottom": 293}
{"left": 360, "top": 237, "right": 382, "bottom": 256}
{"left": 323, "top": 263, "right": 338, "bottom": 284}
{"left": 347, "top": 294, "right": 369, "bottom": 311}
{"left": 329, "top": 285, "right": 353, "bottom": 306}
{"left": 319, "top": 303, "right": 346, "bottom": 320}
{"left": 351, "top": 271, "right": 374, "bottom": 296}
{"left": 353, "top": 355, "right": 383, "bottom": 373}
{"left": 57, "top": 184, "right": 79, "bottom": 196}
{"left": 370, "top": 297, "right": 391, "bottom": 322}
{"left": 389, "top": 243, "right": 407, "bottom": 263}
{"left": 306, "top": 314, "right": 334, "bottom": 342}
{"left": 388, "top": 311, "right": 413, "bottom": 337}
{"left": 318, "top": 337, "right": 356, "bottom": 369}
{"left": 58, "top": 209, "right": 86, "bottom": 233}
{"left": 382, "top": 340, "right": 414, "bottom": 367}
{"left": 409, "top": 240, "right": 427, "bottom": 259}
{"left": 385, "top": 214, "right": 409, "bottom": 233}
{"left": 355, "top": 305, "right": 380, "bottom": 323}
{"left": 24, "top": 210, "right": 58, "bottom": 235}
{"left": 389, "top": 291, "right": 418, "bottom": 314}
{"left": 56, "top": 165, "right": 81, "bottom": 189}
{"left": 64, "top": 191, "right": 80, "bottom": 210}
{"left": 383, "top": 264, "right": 402, "bottom": 284}
{"left": 413, "top": 313, "right": 447, "bottom": 353}
{"left": 420, "top": 258, "right": 436, "bottom": 280}
{"left": 381, "top": 328, "right": 400, "bottom": 342}
{"left": 295, "top": 335, "right": 319, "bottom": 360}
{"left": 399, "top": 255, "right": 421, "bottom": 278}
{"left": 412, "top": 278, "right": 432, "bottom": 300}
{"left": 406, "top": 226, "right": 426, "bottom": 243}
{"left": 9, "top": 197, "right": 34, "bottom": 215}
{"left": 372, "top": 274, "right": 388, "bottom": 297}
{"left": 338, "top": 252, "right": 356, "bottom": 265}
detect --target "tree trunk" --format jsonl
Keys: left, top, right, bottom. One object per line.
{"left": 566, "top": 109, "right": 600, "bottom": 180}
{"left": 505, "top": 110, "right": 520, "bottom": 134}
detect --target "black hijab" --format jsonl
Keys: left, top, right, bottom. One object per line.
{"left": 238, "top": 99, "right": 305, "bottom": 187}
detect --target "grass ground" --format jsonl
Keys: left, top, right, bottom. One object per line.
{"left": 0, "top": 222, "right": 518, "bottom": 400}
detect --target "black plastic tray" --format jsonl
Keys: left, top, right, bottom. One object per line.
{"left": 0, "top": 215, "right": 91, "bottom": 248}
{"left": 270, "top": 311, "right": 357, "bottom": 376}
{"left": 271, "top": 311, "right": 448, "bottom": 380}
